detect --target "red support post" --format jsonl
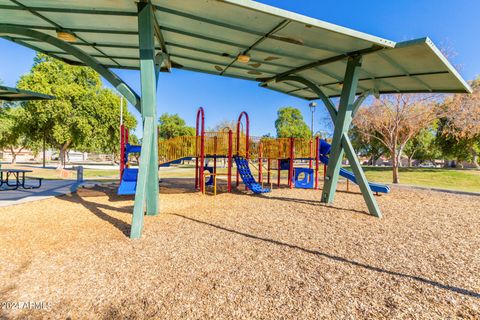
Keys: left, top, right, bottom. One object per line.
{"left": 196, "top": 107, "right": 205, "bottom": 192}
{"left": 195, "top": 156, "right": 199, "bottom": 189}
{"left": 258, "top": 142, "right": 263, "bottom": 184}
{"left": 315, "top": 137, "right": 319, "bottom": 190}
{"left": 309, "top": 138, "right": 313, "bottom": 169}
{"left": 213, "top": 136, "right": 217, "bottom": 181}
{"left": 236, "top": 111, "right": 249, "bottom": 189}
{"left": 289, "top": 138, "right": 295, "bottom": 189}
{"left": 277, "top": 159, "right": 281, "bottom": 187}
{"left": 227, "top": 129, "right": 233, "bottom": 193}
{"left": 120, "top": 123, "right": 125, "bottom": 179}
{"left": 267, "top": 158, "right": 271, "bottom": 185}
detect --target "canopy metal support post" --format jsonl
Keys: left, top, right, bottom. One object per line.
{"left": 131, "top": 1, "right": 159, "bottom": 239}
{"left": 320, "top": 55, "right": 381, "bottom": 217}
{"left": 275, "top": 70, "right": 381, "bottom": 217}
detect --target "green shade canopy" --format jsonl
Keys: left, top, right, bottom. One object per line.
{"left": 0, "top": 0, "right": 471, "bottom": 99}
{"left": 1, "top": 0, "right": 472, "bottom": 237}
{"left": 0, "top": 85, "right": 54, "bottom": 101}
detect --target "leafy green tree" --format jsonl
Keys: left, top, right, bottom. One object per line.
{"left": 275, "top": 107, "right": 310, "bottom": 138}
{"left": 350, "top": 127, "right": 387, "bottom": 166}
{"left": 79, "top": 91, "right": 137, "bottom": 157}
{"left": 436, "top": 118, "right": 478, "bottom": 167}
{"left": 436, "top": 78, "right": 480, "bottom": 168}
{"left": 354, "top": 94, "right": 436, "bottom": 183}
{"left": 158, "top": 113, "right": 195, "bottom": 140}
{"left": 17, "top": 53, "right": 136, "bottom": 168}
{"left": 0, "top": 106, "right": 36, "bottom": 163}
{"left": 404, "top": 127, "right": 441, "bottom": 166}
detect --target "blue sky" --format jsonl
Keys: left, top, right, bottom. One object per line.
{"left": 0, "top": 0, "right": 479, "bottom": 137}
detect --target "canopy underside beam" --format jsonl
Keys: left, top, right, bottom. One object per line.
{"left": 0, "top": 24, "right": 141, "bottom": 111}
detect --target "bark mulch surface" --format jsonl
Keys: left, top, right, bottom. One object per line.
{"left": 0, "top": 179, "right": 479, "bottom": 319}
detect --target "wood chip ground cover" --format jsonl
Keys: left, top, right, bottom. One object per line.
{"left": 0, "top": 179, "right": 479, "bottom": 319}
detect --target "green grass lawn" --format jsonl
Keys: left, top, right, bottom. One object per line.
{"left": 351, "top": 166, "right": 480, "bottom": 192}
{"left": 166, "top": 164, "right": 480, "bottom": 193}
{"left": 3, "top": 163, "right": 478, "bottom": 193}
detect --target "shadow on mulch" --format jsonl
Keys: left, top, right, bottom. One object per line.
{"left": 247, "top": 193, "right": 371, "bottom": 216}
{"left": 65, "top": 180, "right": 372, "bottom": 236}
{"left": 59, "top": 190, "right": 132, "bottom": 237}
{"left": 159, "top": 178, "right": 198, "bottom": 194}
{"left": 171, "top": 213, "right": 480, "bottom": 300}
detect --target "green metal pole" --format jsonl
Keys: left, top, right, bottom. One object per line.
{"left": 342, "top": 135, "right": 381, "bottom": 217}
{"left": 352, "top": 89, "right": 373, "bottom": 117}
{"left": 277, "top": 71, "right": 381, "bottom": 217}
{"left": 139, "top": 1, "right": 158, "bottom": 217}
{"left": 130, "top": 117, "right": 154, "bottom": 238}
{"left": 130, "top": 1, "right": 159, "bottom": 238}
{"left": 321, "top": 55, "right": 362, "bottom": 204}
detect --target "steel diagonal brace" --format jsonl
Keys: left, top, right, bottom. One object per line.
{"left": 275, "top": 76, "right": 374, "bottom": 123}
{"left": 342, "top": 135, "right": 381, "bottom": 217}
{"left": 316, "top": 56, "right": 381, "bottom": 217}
{"left": 276, "top": 70, "right": 380, "bottom": 217}
{"left": 275, "top": 75, "right": 337, "bottom": 121}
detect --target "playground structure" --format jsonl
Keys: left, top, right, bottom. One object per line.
{"left": 118, "top": 107, "right": 390, "bottom": 196}
{"left": 1, "top": 1, "right": 471, "bottom": 238}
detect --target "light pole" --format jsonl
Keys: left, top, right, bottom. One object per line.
{"left": 309, "top": 102, "right": 317, "bottom": 138}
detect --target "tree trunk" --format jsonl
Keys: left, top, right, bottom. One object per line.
{"left": 443, "top": 159, "right": 450, "bottom": 168}
{"left": 9, "top": 146, "right": 24, "bottom": 164}
{"left": 407, "top": 148, "right": 416, "bottom": 167}
{"left": 42, "top": 131, "right": 46, "bottom": 168}
{"left": 9, "top": 146, "right": 17, "bottom": 164}
{"left": 57, "top": 142, "right": 70, "bottom": 169}
{"left": 392, "top": 159, "right": 399, "bottom": 183}
{"left": 471, "top": 148, "right": 480, "bottom": 169}
{"left": 391, "top": 150, "right": 400, "bottom": 184}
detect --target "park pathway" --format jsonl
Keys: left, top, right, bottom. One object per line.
{"left": 0, "top": 180, "right": 95, "bottom": 207}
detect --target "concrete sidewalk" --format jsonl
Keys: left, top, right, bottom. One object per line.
{"left": 0, "top": 180, "right": 96, "bottom": 207}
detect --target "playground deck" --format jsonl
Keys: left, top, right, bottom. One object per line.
{"left": 0, "top": 180, "right": 478, "bottom": 319}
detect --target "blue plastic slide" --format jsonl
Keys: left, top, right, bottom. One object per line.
{"left": 159, "top": 157, "right": 192, "bottom": 167}
{"left": 118, "top": 139, "right": 191, "bottom": 195}
{"left": 319, "top": 140, "right": 390, "bottom": 194}
{"left": 118, "top": 167, "right": 138, "bottom": 195}
{"left": 234, "top": 157, "right": 270, "bottom": 194}
{"left": 117, "top": 143, "right": 141, "bottom": 195}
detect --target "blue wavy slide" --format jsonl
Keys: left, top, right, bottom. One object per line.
{"left": 234, "top": 156, "right": 270, "bottom": 194}
{"left": 319, "top": 140, "right": 390, "bottom": 194}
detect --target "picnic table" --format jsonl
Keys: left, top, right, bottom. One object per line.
{"left": 0, "top": 169, "right": 43, "bottom": 190}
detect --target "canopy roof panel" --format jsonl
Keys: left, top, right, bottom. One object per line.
{"left": 0, "top": 85, "right": 55, "bottom": 101}
{"left": 0, "top": 0, "right": 471, "bottom": 100}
